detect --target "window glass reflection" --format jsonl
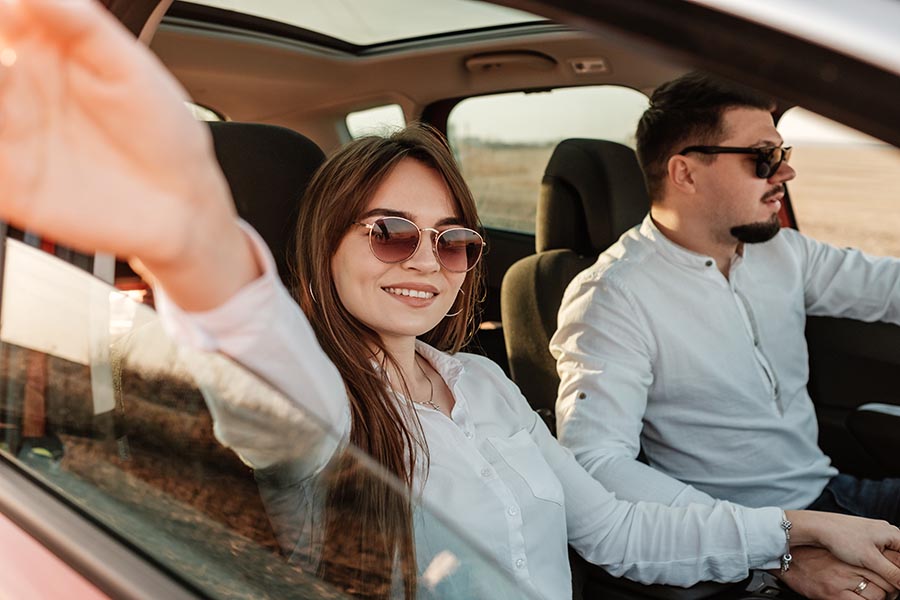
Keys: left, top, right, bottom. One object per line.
{"left": 0, "top": 239, "right": 530, "bottom": 599}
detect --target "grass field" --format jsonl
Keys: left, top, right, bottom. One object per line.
{"left": 456, "top": 142, "right": 554, "bottom": 232}
{"left": 456, "top": 141, "right": 900, "bottom": 257}
{"left": 788, "top": 145, "right": 900, "bottom": 257}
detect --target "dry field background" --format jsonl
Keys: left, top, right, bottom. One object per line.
{"left": 788, "top": 145, "right": 900, "bottom": 257}
{"left": 456, "top": 142, "right": 554, "bottom": 232}
{"left": 457, "top": 142, "right": 900, "bottom": 258}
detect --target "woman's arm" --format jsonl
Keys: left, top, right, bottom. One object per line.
{"left": 541, "top": 405, "right": 900, "bottom": 586}
{"left": 156, "top": 221, "right": 351, "bottom": 470}
{"left": 0, "top": 0, "right": 351, "bottom": 470}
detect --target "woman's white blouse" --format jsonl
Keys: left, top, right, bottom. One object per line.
{"left": 155, "top": 223, "right": 785, "bottom": 600}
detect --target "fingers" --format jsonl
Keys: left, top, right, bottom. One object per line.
{"left": 1, "top": 0, "right": 97, "bottom": 49}
{"left": 0, "top": 0, "right": 28, "bottom": 44}
{"left": 854, "top": 577, "right": 890, "bottom": 600}
{"left": 837, "top": 582, "right": 887, "bottom": 600}
{"left": 22, "top": 0, "right": 117, "bottom": 46}
{"left": 20, "top": 0, "right": 140, "bottom": 81}
{"left": 857, "top": 569, "right": 897, "bottom": 595}
{"left": 0, "top": 49, "right": 12, "bottom": 96}
{"left": 885, "top": 525, "right": 900, "bottom": 553}
{"left": 0, "top": 0, "right": 25, "bottom": 98}
{"left": 866, "top": 551, "right": 900, "bottom": 590}
{"left": 839, "top": 591, "right": 871, "bottom": 600}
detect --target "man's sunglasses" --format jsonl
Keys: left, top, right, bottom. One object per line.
{"left": 356, "top": 216, "right": 485, "bottom": 273}
{"left": 679, "top": 145, "right": 793, "bottom": 179}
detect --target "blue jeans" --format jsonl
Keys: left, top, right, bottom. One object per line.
{"left": 806, "top": 474, "right": 900, "bottom": 525}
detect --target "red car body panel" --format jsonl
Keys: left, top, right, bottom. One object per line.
{"left": 0, "top": 513, "right": 109, "bottom": 600}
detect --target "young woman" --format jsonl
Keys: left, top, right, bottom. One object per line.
{"left": 2, "top": 3, "right": 900, "bottom": 600}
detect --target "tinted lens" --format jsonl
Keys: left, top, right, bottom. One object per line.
{"left": 369, "top": 217, "right": 421, "bottom": 263}
{"left": 756, "top": 146, "right": 791, "bottom": 179}
{"left": 436, "top": 228, "right": 484, "bottom": 272}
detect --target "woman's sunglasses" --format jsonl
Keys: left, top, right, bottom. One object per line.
{"left": 355, "top": 216, "right": 485, "bottom": 273}
{"left": 679, "top": 144, "right": 793, "bottom": 179}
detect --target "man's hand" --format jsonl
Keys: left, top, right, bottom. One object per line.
{"left": 787, "top": 510, "right": 900, "bottom": 592}
{"left": 774, "top": 547, "right": 900, "bottom": 600}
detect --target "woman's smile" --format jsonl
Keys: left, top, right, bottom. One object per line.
{"left": 383, "top": 283, "right": 439, "bottom": 304}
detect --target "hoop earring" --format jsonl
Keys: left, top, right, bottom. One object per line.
{"left": 308, "top": 282, "right": 318, "bottom": 304}
{"left": 445, "top": 289, "right": 464, "bottom": 318}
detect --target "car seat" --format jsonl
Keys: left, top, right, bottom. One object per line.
{"left": 500, "top": 138, "right": 649, "bottom": 431}
{"left": 208, "top": 121, "right": 326, "bottom": 290}
{"left": 500, "top": 138, "right": 785, "bottom": 600}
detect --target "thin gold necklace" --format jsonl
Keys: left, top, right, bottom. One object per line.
{"left": 413, "top": 355, "right": 440, "bottom": 412}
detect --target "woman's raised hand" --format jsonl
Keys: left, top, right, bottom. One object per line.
{"left": 0, "top": 0, "right": 259, "bottom": 309}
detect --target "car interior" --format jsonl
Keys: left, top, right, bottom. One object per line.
{"left": 1, "top": 0, "right": 899, "bottom": 599}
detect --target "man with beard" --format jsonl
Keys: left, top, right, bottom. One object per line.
{"left": 551, "top": 73, "right": 900, "bottom": 599}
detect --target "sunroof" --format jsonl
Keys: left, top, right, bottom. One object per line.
{"left": 184, "top": 0, "right": 546, "bottom": 46}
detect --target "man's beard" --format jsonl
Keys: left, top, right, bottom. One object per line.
{"left": 730, "top": 213, "right": 781, "bottom": 244}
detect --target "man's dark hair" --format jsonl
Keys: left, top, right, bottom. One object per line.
{"left": 636, "top": 72, "right": 775, "bottom": 202}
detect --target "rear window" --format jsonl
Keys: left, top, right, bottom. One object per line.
{"left": 447, "top": 86, "right": 650, "bottom": 233}
{"left": 346, "top": 104, "right": 406, "bottom": 138}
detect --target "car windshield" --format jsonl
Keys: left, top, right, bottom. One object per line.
{"left": 0, "top": 238, "right": 535, "bottom": 599}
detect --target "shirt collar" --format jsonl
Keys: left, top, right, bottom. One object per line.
{"left": 414, "top": 341, "right": 471, "bottom": 420}
{"left": 370, "top": 342, "right": 465, "bottom": 397}
{"left": 641, "top": 213, "right": 736, "bottom": 273}
{"left": 415, "top": 339, "right": 465, "bottom": 390}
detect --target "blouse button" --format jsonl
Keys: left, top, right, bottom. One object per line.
{"left": 480, "top": 467, "right": 493, "bottom": 478}
{"left": 507, "top": 506, "right": 518, "bottom": 516}
{"left": 465, "top": 431, "right": 474, "bottom": 440}
{"left": 515, "top": 558, "right": 525, "bottom": 569}
{"left": 705, "top": 260, "right": 713, "bottom": 267}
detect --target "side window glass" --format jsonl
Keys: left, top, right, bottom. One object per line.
{"left": 779, "top": 107, "right": 900, "bottom": 257}
{"left": 0, "top": 239, "right": 529, "bottom": 599}
{"left": 447, "top": 86, "right": 650, "bottom": 233}
{"left": 347, "top": 104, "right": 406, "bottom": 138}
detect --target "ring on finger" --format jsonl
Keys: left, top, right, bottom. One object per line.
{"left": 854, "top": 579, "right": 869, "bottom": 595}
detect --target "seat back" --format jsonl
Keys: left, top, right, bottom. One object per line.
{"left": 208, "top": 121, "right": 326, "bottom": 290}
{"left": 500, "top": 139, "right": 649, "bottom": 428}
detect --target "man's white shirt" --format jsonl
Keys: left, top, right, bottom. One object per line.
{"left": 553, "top": 214, "right": 900, "bottom": 510}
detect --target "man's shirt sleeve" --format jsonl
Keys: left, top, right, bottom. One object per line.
{"left": 788, "top": 228, "right": 900, "bottom": 324}
{"left": 551, "top": 270, "right": 718, "bottom": 508}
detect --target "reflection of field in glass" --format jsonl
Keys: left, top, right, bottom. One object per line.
{"left": 788, "top": 145, "right": 900, "bottom": 257}
{"left": 459, "top": 141, "right": 900, "bottom": 259}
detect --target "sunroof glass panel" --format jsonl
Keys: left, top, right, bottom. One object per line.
{"left": 184, "top": 0, "right": 546, "bottom": 46}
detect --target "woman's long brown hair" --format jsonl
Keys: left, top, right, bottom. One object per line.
{"left": 292, "top": 124, "right": 484, "bottom": 599}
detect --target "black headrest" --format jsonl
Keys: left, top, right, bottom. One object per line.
{"left": 208, "top": 122, "right": 325, "bottom": 289}
{"left": 537, "top": 139, "right": 649, "bottom": 255}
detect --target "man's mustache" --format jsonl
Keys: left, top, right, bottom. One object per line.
{"left": 762, "top": 185, "right": 785, "bottom": 201}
